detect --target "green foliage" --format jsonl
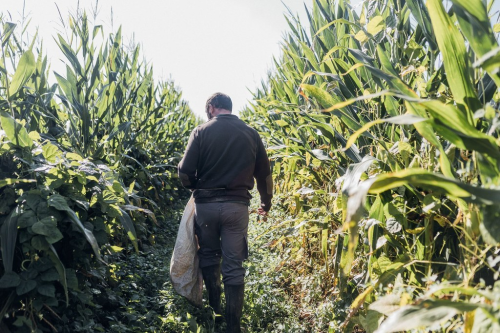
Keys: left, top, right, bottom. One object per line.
{"left": 242, "top": 0, "right": 500, "bottom": 331}
{"left": 0, "top": 8, "right": 196, "bottom": 331}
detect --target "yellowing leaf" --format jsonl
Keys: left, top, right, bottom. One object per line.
{"left": 66, "top": 152, "right": 83, "bottom": 161}
{"left": 42, "top": 143, "right": 62, "bottom": 163}
{"left": 355, "top": 30, "right": 369, "bottom": 43}
{"left": 367, "top": 16, "right": 385, "bottom": 35}
{"left": 351, "top": 285, "right": 374, "bottom": 310}
{"left": 406, "top": 227, "right": 425, "bottom": 234}
{"left": 28, "top": 131, "right": 41, "bottom": 141}
{"left": 275, "top": 119, "right": 288, "bottom": 127}
{"left": 110, "top": 246, "right": 124, "bottom": 253}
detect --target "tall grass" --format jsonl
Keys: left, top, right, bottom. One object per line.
{"left": 243, "top": 0, "right": 500, "bottom": 331}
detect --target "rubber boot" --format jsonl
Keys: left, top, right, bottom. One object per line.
{"left": 224, "top": 284, "right": 244, "bottom": 333}
{"left": 202, "top": 265, "right": 222, "bottom": 316}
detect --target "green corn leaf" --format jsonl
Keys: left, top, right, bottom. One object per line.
{"left": 300, "top": 84, "right": 362, "bottom": 131}
{"left": 345, "top": 114, "right": 428, "bottom": 149}
{"left": 377, "top": 300, "right": 482, "bottom": 333}
{"left": 355, "top": 15, "right": 385, "bottom": 43}
{"left": 406, "top": 102, "right": 454, "bottom": 178}
{"left": 427, "top": 0, "right": 480, "bottom": 124}
{"left": 1, "top": 22, "right": 17, "bottom": 47}
{"left": 421, "top": 100, "right": 500, "bottom": 158}
{"left": 314, "top": 18, "right": 360, "bottom": 37}
{"left": 0, "top": 207, "right": 20, "bottom": 273}
{"left": 8, "top": 49, "right": 35, "bottom": 98}
{"left": 406, "top": 0, "right": 437, "bottom": 50}
{"left": 368, "top": 169, "right": 500, "bottom": 205}
{"left": 117, "top": 207, "right": 139, "bottom": 253}
{"left": 342, "top": 156, "right": 377, "bottom": 194}
{"left": 451, "top": 0, "right": 500, "bottom": 86}
{"left": 120, "top": 204, "right": 157, "bottom": 225}
{"left": 47, "top": 245, "right": 69, "bottom": 305}
{"left": 0, "top": 179, "right": 36, "bottom": 189}
{"left": 55, "top": 34, "right": 83, "bottom": 76}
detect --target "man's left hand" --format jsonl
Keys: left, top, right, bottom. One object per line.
{"left": 257, "top": 207, "right": 268, "bottom": 216}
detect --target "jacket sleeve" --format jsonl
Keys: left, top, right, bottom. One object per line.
{"left": 178, "top": 129, "right": 199, "bottom": 189}
{"left": 253, "top": 132, "right": 273, "bottom": 211}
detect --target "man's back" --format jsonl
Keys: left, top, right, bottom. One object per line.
{"left": 178, "top": 113, "right": 271, "bottom": 210}
{"left": 190, "top": 114, "right": 258, "bottom": 190}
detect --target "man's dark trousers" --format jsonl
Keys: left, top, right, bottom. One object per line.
{"left": 195, "top": 202, "right": 248, "bottom": 332}
{"left": 195, "top": 202, "right": 249, "bottom": 285}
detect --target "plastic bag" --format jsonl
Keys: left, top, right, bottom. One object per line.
{"left": 170, "top": 196, "right": 203, "bottom": 307}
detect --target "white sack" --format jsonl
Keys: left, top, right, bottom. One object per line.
{"left": 170, "top": 196, "right": 203, "bottom": 307}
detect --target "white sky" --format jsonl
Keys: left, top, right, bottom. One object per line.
{"left": 2, "top": 0, "right": 311, "bottom": 118}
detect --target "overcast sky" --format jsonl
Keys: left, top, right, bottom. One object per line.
{"left": 3, "top": 0, "right": 311, "bottom": 118}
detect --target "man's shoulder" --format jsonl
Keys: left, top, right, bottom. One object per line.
{"left": 194, "top": 116, "right": 259, "bottom": 136}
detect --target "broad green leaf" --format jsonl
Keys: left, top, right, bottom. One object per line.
{"left": 40, "top": 269, "right": 60, "bottom": 282}
{"left": 16, "top": 280, "right": 37, "bottom": 295}
{"left": 31, "top": 217, "right": 63, "bottom": 244}
{"left": 366, "top": 16, "right": 385, "bottom": 35}
{"left": 0, "top": 111, "right": 33, "bottom": 148}
{"left": 48, "top": 194, "right": 102, "bottom": 261}
{"left": 31, "top": 236, "right": 50, "bottom": 251}
{"left": 37, "top": 284, "right": 56, "bottom": 298}
{"left": 42, "top": 143, "right": 63, "bottom": 163}
{"left": 0, "top": 272, "right": 21, "bottom": 288}
{"left": 8, "top": 50, "right": 35, "bottom": 98}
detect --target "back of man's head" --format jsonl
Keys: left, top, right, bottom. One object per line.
{"left": 206, "top": 92, "right": 232, "bottom": 112}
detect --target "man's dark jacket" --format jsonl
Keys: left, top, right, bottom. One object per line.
{"left": 178, "top": 114, "right": 273, "bottom": 211}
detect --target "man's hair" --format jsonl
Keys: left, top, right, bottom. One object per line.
{"left": 206, "top": 92, "right": 232, "bottom": 113}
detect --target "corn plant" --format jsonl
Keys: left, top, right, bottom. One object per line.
{"left": 0, "top": 8, "right": 196, "bottom": 331}
{"left": 243, "top": 0, "right": 500, "bottom": 331}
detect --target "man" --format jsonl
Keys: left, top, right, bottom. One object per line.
{"left": 178, "top": 93, "right": 272, "bottom": 332}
